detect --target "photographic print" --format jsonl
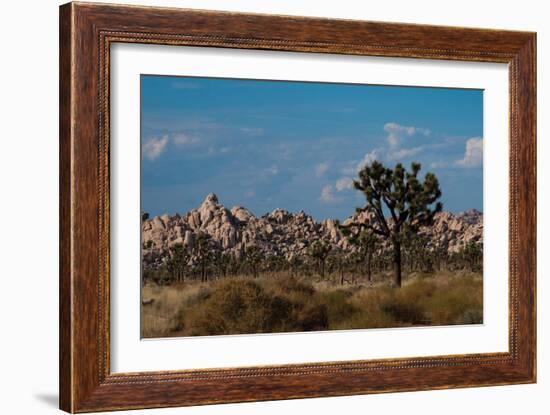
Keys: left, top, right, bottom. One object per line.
{"left": 140, "top": 76, "right": 484, "bottom": 338}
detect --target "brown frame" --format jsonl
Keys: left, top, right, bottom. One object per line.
{"left": 59, "top": 2, "right": 536, "bottom": 413}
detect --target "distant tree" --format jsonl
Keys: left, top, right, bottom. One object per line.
{"left": 289, "top": 255, "right": 304, "bottom": 277}
{"left": 244, "top": 245, "right": 264, "bottom": 278}
{"left": 462, "top": 241, "right": 483, "bottom": 271}
{"left": 308, "top": 240, "right": 332, "bottom": 279}
{"left": 341, "top": 228, "right": 378, "bottom": 281}
{"left": 328, "top": 252, "right": 351, "bottom": 286}
{"left": 212, "top": 251, "right": 233, "bottom": 279}
{"left": 265, "top": 254, "right": 286, "bottom": 273}
{"left": 432, "top": 242, "right": 448, "bottom": 271}
{"left": 352, "top": 161, "right": 442, "bottom": 287}
{"left": 166, "top": 243, "right": 189, "bottom": 283}
{"left": 402, "top": 233, "right": 429, "bottom": 272}
{"left": 193, "top": 233, "right": 213, "bottom": 283}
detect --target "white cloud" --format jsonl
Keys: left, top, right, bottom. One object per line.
{"left": 320, "top": 185, "right": 336, "bottom": 203}
{"left": 142, "top": 135, "right": 169, "bottom": 161}
{"left": 172, "top": 133, "right": 199, "bottom": 146}
{"left": 356, "top": 149, "right": 382, "bottom": 171}
{"left": 389, "top": 146, "right": 423, "bottom": 160}
{"left": 346, "top": 123, "right": 430, "bottom": 173}
{"left": 383, "top": 122, "right": 430, "bottom": 160}
{"left": 456, "top": 137, "right": 483, "bottom": 168}
{"left": 384, "top": 122, "right": 430, "bottom": 147}
{"left": 333, "top": 123, "right": 433, "bottom": 195}
{"left": 315, "top": 162, "right": 330, "bottom": 177}
{"left": 335, "top": 177, "right": 354, "bottom": 192}
{"left": 142, "top": 133, "right": 201, "bottom": 161}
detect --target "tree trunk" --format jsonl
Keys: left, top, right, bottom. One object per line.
{"left": 392, "top": 241, "right": 402, "bottom": 288}
{"left": 366, "top": 250, "right": 372, "bottom": 281}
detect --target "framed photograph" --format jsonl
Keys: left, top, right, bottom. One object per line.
{"left": 59, "top": 2, "right": 536, "bottom": 412}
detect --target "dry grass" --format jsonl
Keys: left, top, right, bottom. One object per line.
{"left": 141, "top": 270, "right": 483, "bottom": 338}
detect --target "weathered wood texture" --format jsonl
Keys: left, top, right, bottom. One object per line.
{"left": 59, "top": 2, "right": 536, "bottom": 412}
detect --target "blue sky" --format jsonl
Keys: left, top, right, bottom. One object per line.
{"left": 141, "top": 75, "right": 483, "bottom": 220}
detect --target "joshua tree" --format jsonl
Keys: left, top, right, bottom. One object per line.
{"left": 342, "top": 228, "right": 378, "bottom": 281}
{"left": 212, "top": 251, "right": 232, "bottom": 279}
{"left": 166, "top": 243, "right": 189, "bottom": 283}
{"left": 328, "top": 252, "right": 351, "bottom": 286}
{"left": 193, "top": 232, "right": 213, "bottom": 282}
{"left": 265, "top": 254, "right": 286, "bottom": 273}
{"left": 351, "top": 161, "right": 442, "bottom": 288}
{"left": 289, "top": 255, "right": 304, "bottom": 277}
{"left": 432, "top": 243, "right": 448, "bottom": 271}
{"left": 402, "top": 233, "right": 429, "bottom": 272}
{"left": 308, "top": 240, "right": 332, "bottom": 279}
{"left": 462, "top": 241, "right": 483, "bottom": 271}
{"left": 244, "top": 245, "right": 264, "bottom": 278}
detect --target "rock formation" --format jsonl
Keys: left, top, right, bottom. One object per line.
{"left": 142, "top": 193, "right": 482, "bottom": 268}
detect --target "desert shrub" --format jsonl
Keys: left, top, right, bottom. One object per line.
{"left": 424, "top": 276, "right": 483, "bottom": 325}
{"left": 378, "top": 280, "right": 436, "bottom": 324}
{"left": 381, "top": 299, "right": 426, "bottom": 324}
{"left": 272, "top": 275, "right": 315, "bottom": 295}
{"left": 172, "top": 278, "right": 332, "bottom": 335}
{"left": 180, "top": 279, "right": 294, "bottom": 336}
{"left": 456, "top": 309, "right": 483, "bottom": 324}
{"left": 292, "top": 302, "right": 329, "bottom": 331}
{"left": 317, "top": 290, "right": 355, "bottom": 325}
{"left": 330, "top": 288, "right": 396, "bottom": 329}
{"left": 185, "top": 286, "right": 212, "bottom": 306}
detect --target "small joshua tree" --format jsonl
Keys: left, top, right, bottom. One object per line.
{"left": 244, "top": 245, "right": 264, "bottom": 278}
{"left": 352, "top": 161, "right": 442, "bottom": 288}
{"left": 341, "top": 228, "right": 378, "bottom": 281}
{"left": 462, "top": 241, "right": 483, "bottom": 271}
{"left": 212, "top": 251, "right": 232, "bottom": 279}
{"left": 308, "top": 240, "right": 332, "bottom": 279}
{"left": 289, "top": 255, "right": 304, "bottom": 277}
{"left": 166, "top": 243, "right": 189, "bottom": 283}
{"left": 193, "top": 232, "right": 213, "bottom": 283}
{"left": 328, "top": 252, "right": 351, "bottom": 286}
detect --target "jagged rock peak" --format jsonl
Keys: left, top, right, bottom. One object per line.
{"left": 455, "top": 209, "right": 483, "bottom": 225}
{"left": 202, "top": 192, "right": 219, "bottom": 205}
{"left": 268, "top": 208, "right": 291, "bottom": 224}
{"left": 231, "top": 206, "right": 255, "bottom": 222}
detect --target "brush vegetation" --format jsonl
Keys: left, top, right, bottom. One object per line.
{"left": 142, "top": 270, "right": 482, "bottom": 338}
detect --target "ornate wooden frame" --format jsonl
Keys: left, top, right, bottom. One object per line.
{"left": 59, "top": 2, "right": 536, "bottom": 412}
